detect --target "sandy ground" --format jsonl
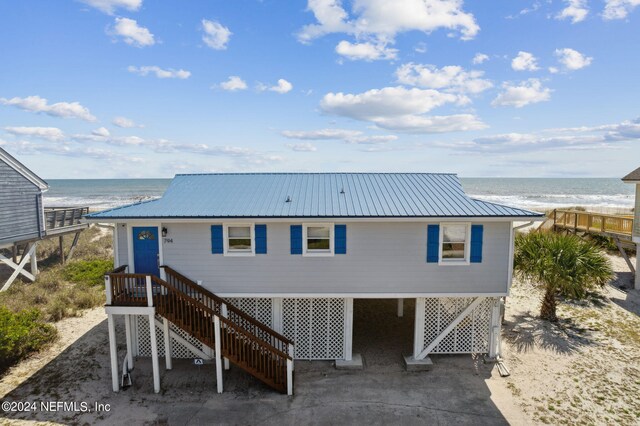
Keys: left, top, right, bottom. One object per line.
{"left": 0, "top": 253, "right": 637, "bottom": 425}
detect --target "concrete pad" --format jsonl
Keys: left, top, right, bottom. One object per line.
{"left": 403, "top": 354, "right": 433, "bottom": 371}
{"left": 335, "top": 353, "right": 364, "bottom": 370}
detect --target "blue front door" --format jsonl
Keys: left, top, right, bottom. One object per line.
{"left": 133, "top": 226, "right": 160, "bottom": 276}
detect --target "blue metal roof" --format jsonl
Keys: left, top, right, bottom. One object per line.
{"left": 86, "top": 173, "right": 543, "bottom": 219}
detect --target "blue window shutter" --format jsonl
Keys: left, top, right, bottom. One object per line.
{"left": 470, "top": 224, "right": 483, "bottom": 263}
{"left": 255, "top": 224, "right": 267, "bottom": 254}
{"left": 211, "top": 225, "right": 223, "bottom": 254}
{"left": 427, "top": 224, "right": 440, "bottom": 263}
{"left": 335, "top": 224, "right": 347, "bottom": 254}
{"left": 290, "top": 225, "right": 302, "bottom": 255}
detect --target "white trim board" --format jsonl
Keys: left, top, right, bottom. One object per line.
{"left": 86, "top": 216, "right": 544, "bottom": 225}
{"left": 216, "top": 292, "right": 508, "bottom": 298}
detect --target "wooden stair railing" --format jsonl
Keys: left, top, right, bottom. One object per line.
{"left": 161, "top": 265, "right": 294, "bottom": 355}
{"left": 105, "top": 265, "right": 294, "bottom": 394}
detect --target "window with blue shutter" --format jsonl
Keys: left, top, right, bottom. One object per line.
{"left": 211, "top": 225, "right": 223, "bottom": 254}
{"left": 427, "top": 224, "right": 440, "bottom": 263}
{"left": 335, "top": 224, "right": 346, "bottom": 254}
{"left": 470, "top": 224, "right": 483, "bottom": 263}
{"left": 255, "top": 224, "right": 267, "bottom": 254}
{"left": 290, "top": 225, "right": 302, "bottom": 255}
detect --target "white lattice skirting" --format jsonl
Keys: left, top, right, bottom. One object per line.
{"left": 135, "top": 315, "right": 205, "bottom": 359}
{"left": 414, "top": 297, "right": 499, "bottom": 356}
{"left": 133, "top": 298, "right": 350, "bottom": 361}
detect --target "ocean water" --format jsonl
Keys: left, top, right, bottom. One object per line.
{"left": 43, "top": 178, "right": 635, "bottom": 212}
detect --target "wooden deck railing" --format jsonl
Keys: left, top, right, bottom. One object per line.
{"left": 44, "top": 207, "right": 89, "bottom": 231}
{"left": 552, "top": 209, "right": 634, "bottom": 237}
{"left": 104, "top": 265, "right": 294, "bottom": 394}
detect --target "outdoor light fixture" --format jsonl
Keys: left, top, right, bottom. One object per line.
{"left": 162, "top": 227, "right": 168, "bottom": 237}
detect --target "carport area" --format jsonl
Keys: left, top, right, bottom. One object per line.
{"left": 0, "top": 302, "right": 524, "bottom": 425}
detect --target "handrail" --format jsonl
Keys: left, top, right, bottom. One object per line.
{"left": 151, "top": 276, "right": 291, "bottom": 360}
{"left": 160, "top": 265, "right": 294, "bottom": 348}
{"left": 553, "top": 209, "right": 633, "bottom": 237}
{"left": 44, "top": 206, "right": 89, "bottom": 230}
{"left": 108, "top": 265, "right": 128, "bottom": 274}
{"left": 554, "top": 209, "right": 634, "bottom": 221}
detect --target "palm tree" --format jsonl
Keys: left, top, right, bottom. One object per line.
{"left": 513, "top": 232, "right": 613, "bottom": 322}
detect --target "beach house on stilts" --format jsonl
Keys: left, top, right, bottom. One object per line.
{"left": 85, "top": 173, "right": 543, "bottom": 395}
{"left": 0, "top": 147, "right": 88, "bottom": 291}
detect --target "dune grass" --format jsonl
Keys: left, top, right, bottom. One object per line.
{"left": 0, "top": 225, "right": 113, "bottom": 374}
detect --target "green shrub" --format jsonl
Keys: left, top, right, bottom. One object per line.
{"left": 0, "top": 306, "right": 57, "bottom": 373}
{"left": 62, "top": 259, "right": 114, "bottom": 286}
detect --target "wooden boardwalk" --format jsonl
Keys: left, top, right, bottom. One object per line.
{"left": 551, "top": 209, "right": 636, "bottom": 272}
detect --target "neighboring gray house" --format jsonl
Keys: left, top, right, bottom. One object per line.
{"left": 0, "top": 147, "right": 88, "bottom": 291}
{"left": 0, "top": 147, "right": 49, "bottom": 249}
{"left": 87, "top": 173, "right": 543, "bottom": 395}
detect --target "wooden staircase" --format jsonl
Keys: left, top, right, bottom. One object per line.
{"left": 106, "top": 266, "right": 293, "bottom": 394}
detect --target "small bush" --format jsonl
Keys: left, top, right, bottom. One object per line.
{"left": 0, "top": 306, "right": 57, "bottom": 373}
{"left": 62, "top": 259, "right": 114, "bottom": 286}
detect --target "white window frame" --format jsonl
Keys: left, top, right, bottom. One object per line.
{"left": 438, "top": 222, "right": 471, "bottom": 265}
{"left": 223, "top": 223, "right": 255, "bottom": 257}
{"left": 302, "top": 223, "right": 334, "bottom": 257}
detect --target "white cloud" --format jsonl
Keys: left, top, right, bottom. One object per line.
{"left": 4, "top": 126, "right": 65, "bottom": 141}
{"left": 92, "top": 127, "right": 110, "bottom": 137}
{"left": 370, "top": 114, "right": 487, "bottom": 133}
{"left": 319, "top": 86, "right": 485, "bottom": 133}
{"left": 472, "top": 53, "right": 489, "bottom": 64}
{"left": 219, "top": 76, "right": 247, "bottom": 91}
{"left": 321, "top": 86, "right": 459, "bottom": 120}
{"left": 556, "top": 0, "right": 589, "bottom": 23}
{"left": 286, "top": 142, "right": 318, "bottom": 152}
{"left": 259, "top": 79, "right": 293, "bottom": 94}
{"left": 554, "top": 48, "right": 593, "bottom": 71}
{"left": 492, "top": 79, "right": 552, "bottom": 108}
{"left": 395, "top": 63, "right": 493, "bottom": 94}
{"left": 548, "top": 66, "right": 559, "bottom": 74}
{"left": 79, "top": 0, "right": 142, "bottom": 15}
{"left": 282, "top": 129, "right": 362, "bottom": 140}
{"left": 110, "top": 17, "right": 155, "bottom": 47}
{"left": 282, "top": 128, "right": 398, "bottom": 144}
{"left": 298, "top": 0, "right": 479, "bottom": 50}
{"left": 414, "top": 42, "right": 427, "bottom": 53}
{"left": 603, "top": 0, "right": 640, "bottom": 20}
{"left": 0, "top": 95, "right": 97, "bottom": 121}
{"left": 438, "top": 117, "right": 640, "bottom": 153}
{"left": 201, "top": 19, "right": 232, "bottom": 50}
{"left": 112, "top": 116, "right": 142, "bottom": 128}
{"left": 127, "top": 66, "right": 191, "bottom": 79}
{"left": 511, "top": 51, "right": 539, "bottom": 71}
{"left": 335, "top": 40, "right": 397, "bottom": 61}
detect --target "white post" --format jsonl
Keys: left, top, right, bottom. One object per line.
{"left": 30, "top": 244, "right": 38, "bottom": 276}
{"left": 145, "top": 276, "right": 153, "bottom": 307}
{"left": 105, "top": 275, "right": 112, "bottom": 305}
{"left": 397, "top": 298, "right": 404, "bottom": 318}
{"left": 488, "top": 298, "right": 502, "bottom": 359}
{"left": 413, "top": 298, "right": 426, "bottom": 359}
{"left": 272, "top": 298, "right": 283, "bottom": 333}
{"left": 214, "top": 315, "right": 223, "bottom": 393}
{"left": 148, "top": 314, "right": 160, "bottom": 393}
{"left": 344, "top": 298, "right": 353, "bottom": 361}
{"left": 288, "top": 342, "right": 295, "bottom": 371}
{"left": 221, "top": 303, "right": 229, "bottom": 370}
{"left": 107, "top": 313, "right": 119, "bottom": 392}
{"left": 287, "top": 356, "right": 293, "bottom": 396}
{"left": 163, "top": 318, "right": 172, "bottom": 370}
{"left": 124, "top": 314, "right": 134, "bottom": 370}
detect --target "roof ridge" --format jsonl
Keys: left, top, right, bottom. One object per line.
{"left": 175, "top": 172, "right": 459, "bottom": 177}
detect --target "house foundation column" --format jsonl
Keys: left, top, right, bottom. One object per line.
{"left": 397, "top": 298, "right": 404, "bottom": 317}
{"left": 488, "top": 298, "right": 502, "bottom": 359}
{"left": 163, "top": 318, "right": 172, "bottom": 370}
{"left": 124, "top": 314, "right": 134, "bottom": 370}
{"left": 107, "top": 313, "right": 119, "bottom": 392}
{"left": 148, "top": 314, "right": 160, "bottom": 393}
{"left": 30, "top": 244, "right": 38, "bottom": 276}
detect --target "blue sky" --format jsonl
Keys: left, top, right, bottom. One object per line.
{"left": 0, "top": 0, "right": 639, "bottom": 178}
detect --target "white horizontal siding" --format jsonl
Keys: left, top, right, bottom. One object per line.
{"left": 155, "top": 221, "right": 511, "bottom": 295}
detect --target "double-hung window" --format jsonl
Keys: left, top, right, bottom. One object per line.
{"left": 303, "top": 224, "right": 334, "bottom": 256}
{"left": 224, "top": 224, "right": 255, "bottom": 256}
{"left": 440, "top": 223, "right": 470, "bottom": 264}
